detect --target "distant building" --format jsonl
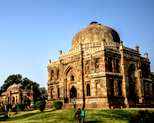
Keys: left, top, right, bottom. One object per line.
{"left": 0, "top": 83, "right": 34, "bottom": 106}
{"left": 46, "top": 22, "right": 154, "bottom": 108}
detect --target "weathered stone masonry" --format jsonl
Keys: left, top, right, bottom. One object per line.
{"left": 46, "top": 22, "right": 154, "bottom": 108}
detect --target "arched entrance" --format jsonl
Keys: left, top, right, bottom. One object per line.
{"left": 70, "top": 86, "right": 77, "bottom": 99}
{"left": 128, "top": 64, "right": 138, "bottom": 104}
{"left": 64, "top": 66, "right": 75, "bottom": 103}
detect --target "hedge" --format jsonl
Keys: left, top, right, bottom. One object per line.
{"left": 53, "top": 100, "right": 63, "bottom": 109}
{"left": 35, "top": 101, "right": 46, "bottom": 109}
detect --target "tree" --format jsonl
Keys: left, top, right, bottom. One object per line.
{"left": 0, "top": 74, "right": 22, "bottom": 93}
{"left": 38, "top": 87, "right": 48, "bottom": 101}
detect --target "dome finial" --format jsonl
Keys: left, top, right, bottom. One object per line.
{"left": 90, "top": 21, "right": 98, "bottom": 25}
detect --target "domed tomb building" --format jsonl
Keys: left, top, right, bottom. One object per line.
{"left": 0, "top": 83, "right": 34, "bottom": 106}
{"left": 46, "top": 22, "right": 154, "bottom": 108}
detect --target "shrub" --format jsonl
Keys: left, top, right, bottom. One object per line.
{"left": 35, "top": 101, "right": 46, "bottom": 109}
{"left": 129, "top": 110, "right": 154, "bottom": 123}
{"left": 53, "top": 100, "right": 63, "bottom": 109}
{"left": 0, "top": 105, "right": 4, "bottom": 111}
{"left": 40, "top": 105, "right": 45, "bottom": 112}
{"left": 31, "top": 104, "right": 36, "bottom": 109}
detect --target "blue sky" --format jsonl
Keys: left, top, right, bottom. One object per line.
{"left": 0, "top": 0, "right": 154, "bottom": 88}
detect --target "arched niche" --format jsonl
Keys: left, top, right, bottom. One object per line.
{"left": 86, "top": 84, "right": 90, "bottom": 96}
{"left": 70, "top": 86, "right": 77, "bottom": 98}
{"left": 128, "top": 64, "right": 138, "bottom": 103}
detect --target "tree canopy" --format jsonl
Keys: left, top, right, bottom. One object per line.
{"left": 0, "top": 74, "right": 47, "bottom": 102}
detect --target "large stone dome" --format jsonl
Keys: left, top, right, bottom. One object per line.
{"left": 72, "top": 22, "right": 120, "bottom": 48}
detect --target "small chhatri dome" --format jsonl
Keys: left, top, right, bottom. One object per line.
{"left": 72, "top": 21, "right": 120, "bottom": 48}
{"left": 7, "top": 83, "right": 23, "bottom": 91}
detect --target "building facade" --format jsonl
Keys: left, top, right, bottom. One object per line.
{"left": 0, "top": 83, "right": 34, "bottom": 106}
{"left": 46, "top": 22, "right": 154, "bottom": 108}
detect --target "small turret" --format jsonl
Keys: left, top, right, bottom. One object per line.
{"left": 144, "top": 52, "right": 148, "bottom": 59}
{"left": 48, "top": 59, "right": 51, "bottom": 64}
{"left": 59, "top": 50, "right": 62, "bottom": 55}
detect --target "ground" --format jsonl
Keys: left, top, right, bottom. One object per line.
{"left": 0, "top": 108, "right": 154, "bottom": 123}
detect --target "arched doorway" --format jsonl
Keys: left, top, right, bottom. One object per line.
{"left": 70, "top": 86, "right": 77, "bottom": 98}
{"left": 128, "top": 64, "right": 138, "bottom": 103}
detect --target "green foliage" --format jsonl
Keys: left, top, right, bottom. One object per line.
{"left": 21, "top": 77, "right": 41, "bottom": 102}
{"left": 38, "top": 87, "right": 48, "bottom": 101}
{"left": 35, "top": 101, "right": 46, "bottom": 109}
{"left": 0, "top": 74, "right": 22, "bottom": 94}
{"left": 30, "top": 104, "right": 36, "bottom": 109}
{"left": 53, "top": 100, "right": 63, "bottom": 109}
{"left": 129, "top": 110, "right": 154, "bottom": 123}
{"left": 0, "top": 105, "right": 4, "bottom": 111}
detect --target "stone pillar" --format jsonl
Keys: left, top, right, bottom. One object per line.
{"left": 59, "top": 50, "right": 62, "bottom": 55}
{"left": 136, "top": 69, "right": 143, "bottom": 103}
{"left": 48, "top": 59, "right": 51, "bottom": 64}
{"left": 80, "top": 43, "right": 85, "bottom": 108}
{"left": 48, "top": 69, "right": 51, "bottom": 81}
{"left": 91, "top": 79, "right": 96, "bottom": 96}
{"left": 144, "top": 52, "right": 148, "bottom": 59}
{"left": 48, "top": 87, "right": 51, "bottom": 100}
{"left": 100, "top": 39, "right": 108, "bottom": 97}
{"left": 100, "top": 39, "right": 109, "bottom": 108}
{"left": 64, "top": 79, "right": 67, "bottom": 98}
{"left": 144, "top": 52, "right": 151, "bottom": 80}
{"left": 119, "top": 40, "right": 129, "bottom": 107}
{"left": 114, "top": 80, "right": 119, "bottom": 96}
{"left": 112, "top": 58, "right": 115, "bottom": 73}
{"left": 101, "top": 39, "right": 106, "bottom": 72}
{"left": 10, "top": 91, "right": 12, "bottom": 104}
{"left": 67, "top": 83, "right": 70, "bottom": 99}
{"left": 150, "top": 83, "right": 153, "bottom": 99}
{"left": 136, "top": 46, "right": 140, "bottom": 53}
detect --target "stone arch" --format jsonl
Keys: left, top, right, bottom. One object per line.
{"left": 128, "top": 64, "right": 138, "bottom": 103}
{"left": 70, "top": 86, "right": 77, "bottom": 98}
{"left": 63, "top": 65, "right": 76, "bottom": 102}
{"left": 64, "top": 65, "right": 75, "bottom": 76}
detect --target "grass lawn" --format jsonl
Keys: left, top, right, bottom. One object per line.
{"left": 0, "top": 108, "right": 154, "bottom": 123}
